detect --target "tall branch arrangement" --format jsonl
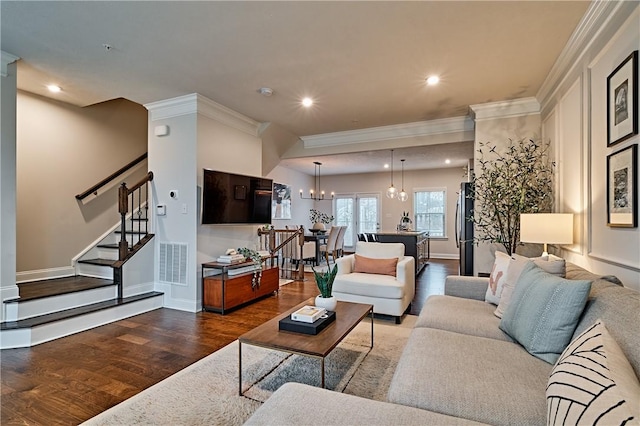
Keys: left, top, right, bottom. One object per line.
{"left": 470, "top": 138, "right": 555, "bottom": 255}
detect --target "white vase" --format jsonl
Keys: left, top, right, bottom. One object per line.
{"left": 315, "top": 295, "right": 337, "bottom": 311}
{"left": 312, "top": 222, "right": 326, "bottom": 231}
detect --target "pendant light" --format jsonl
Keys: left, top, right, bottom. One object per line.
{"left": 386, "top": 149, "right": 397, "bottom": 199}
{"left": 398, "top": 159, "right": 408, "bottom": 202}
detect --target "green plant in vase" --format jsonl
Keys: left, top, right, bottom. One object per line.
{"left": 312, "top": 263, "right": 338, "bottom": 311}
{"left": 236, "top": 247, "right": 263, "bottom": 289}
{"left": 309, "top": 209, "right": 334, "bottom": 231}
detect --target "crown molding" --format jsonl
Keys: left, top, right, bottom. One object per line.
{"left": 145, "top": 93, "right": 260, "bottom": 136}
{"left": 301, "top": 116, "right": 474, "bottom": 148}
{"left": 1, "top": 51, "right": 20, "bottom": 77}
{"left": 469, "top": 97, "right": 540, "bottom": 121}
{"left": 537, "top": 0, "right": 635, "bottom": 110}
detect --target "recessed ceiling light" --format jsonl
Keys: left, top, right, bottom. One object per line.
{"left": 426, "top": 75, "right": 439, "bottom": 85}
{"left": 258, "top": 87, "right": 273, "bottom": 97}
{"left": 302, "top": 97, "right": 313, "bottom": 107}
{"left": 445, "top": 159, "right": 451, "bottom": 164}
{"left": 383, "top": 163, "right": 390, "bottom": 169}
{"left": 47, "top": 85, "right": 62, "bottom": 93}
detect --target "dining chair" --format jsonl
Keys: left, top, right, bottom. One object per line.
{"left": 319, "top": 226, "right": 341, "bottom": 264}
{"left": 336, "top": 225, "right": 347, "bottom": 257}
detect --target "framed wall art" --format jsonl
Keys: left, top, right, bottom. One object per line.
{"left": 272, "top": 182, "right": 292, "bottom": 220}
{"left": 607, "top": 144, "right": 637, "bottom": 228}
{"left": 607, "top": 51, "right": 638, "bottom": 147}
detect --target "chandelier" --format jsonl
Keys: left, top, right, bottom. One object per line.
{"left": 300, "top": 161, "right": 334, "bottom": 201}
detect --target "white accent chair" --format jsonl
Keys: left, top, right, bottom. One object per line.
{"left": 333, "top": 242, "right": 415, "bottom": 323}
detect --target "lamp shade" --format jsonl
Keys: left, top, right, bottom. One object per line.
{"left": 520, "top": 213, "right": 574, "bottom": 245}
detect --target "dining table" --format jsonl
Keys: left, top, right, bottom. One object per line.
{"left": 304, "top": 231, "right": 328, "bottom": 265}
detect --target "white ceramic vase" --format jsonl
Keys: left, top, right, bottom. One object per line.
{"left": 315, "top": 295, "right": 337, "bottom": 311}
{"left": 312, "top": 222, "right": 326, "bottom": 231}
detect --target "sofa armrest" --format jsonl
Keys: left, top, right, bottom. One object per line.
{"left": 444, "top": 276, "right": 489, "bottom": 300}
{"left": 396, "top": 256, "right": 416, "bottom": 298}
{"left": 336, "top": 254, "right": 354, "bottom": 275}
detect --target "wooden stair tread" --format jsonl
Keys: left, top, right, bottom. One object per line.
{"left": 77, "top": 258, "right": 117, "bottom": 267}
{"left": 12, "top": 276, "right": 115, "bottom": 302}
{"left": 97, "top": 243, "right": 132, "bottom": 249}
{"left": 1, "top": 291, "right": 164, "bottom": 330}
{"left": 115, "top": 230, "right": 147, "bottom": 235}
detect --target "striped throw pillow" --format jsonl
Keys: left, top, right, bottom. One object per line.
{"left": 546, "top": 320, "right": 640, "bottom": 425}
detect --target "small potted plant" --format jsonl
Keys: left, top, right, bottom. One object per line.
{"left": 312, "top": 263, "right": 338, "bottom": 311}
{"left": 236, "top": 247, "right": 263, "bottom": 289}
{"left": 309, "top": 209, "right": 334, "bottom": 231}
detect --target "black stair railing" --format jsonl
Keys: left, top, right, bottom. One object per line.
{"left": 118, "top": 171, "right": 154, "bottom": 262}
{"left": 76, "top": 153, "right": 147, "bottom": 200}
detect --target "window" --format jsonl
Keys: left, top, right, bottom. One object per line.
{"left": 414, "top": 189, "right": 446, "bottom": 237}
{"left": 335, "top": 193, "right": 380, "bottom": 248}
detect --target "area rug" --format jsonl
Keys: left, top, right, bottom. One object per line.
{"left": 83, "top": 315, "right": 416, "bottom": 426}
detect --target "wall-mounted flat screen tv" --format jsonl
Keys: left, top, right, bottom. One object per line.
{"left": 202, "top": 169, "right": 273, "bottom": 225}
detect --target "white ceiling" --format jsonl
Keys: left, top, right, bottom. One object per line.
{"left": 1, "top": 1, "right": 591, "bottom": 174}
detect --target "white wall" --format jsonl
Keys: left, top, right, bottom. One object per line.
{"left": 317, "top": 166, "right": 466, "bottom": 258}
{"left": 541, "top": 4, "right": 640, "bottom": 290}
{"left": 1, "top": 57, "right": 19, "bottom": 316}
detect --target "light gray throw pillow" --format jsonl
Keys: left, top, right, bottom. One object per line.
{"left": 499, "top": 262, "right": 591, "bottom": 364}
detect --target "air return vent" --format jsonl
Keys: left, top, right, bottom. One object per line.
{"left": 159, "top": 242, "right": 187, "bottom": 285}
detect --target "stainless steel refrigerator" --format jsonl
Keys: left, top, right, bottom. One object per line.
{"left": 455, "top": 182, "right": 474, "bottom": 276}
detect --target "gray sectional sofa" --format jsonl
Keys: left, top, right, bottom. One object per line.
{"left": 245, "top": 262, "right": 640, "bottom": 425}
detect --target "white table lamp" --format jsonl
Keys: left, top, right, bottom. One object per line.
{"left": 520, "top": 213, "right": 573, "bottom": 257}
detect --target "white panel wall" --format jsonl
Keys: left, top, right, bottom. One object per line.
{"left": 542, "top": 6, "right": 639, "bottom": 291}
{"left": 557, "top": 78, "right": 585, "bottom": 255}
{"left": 1, "top": 59, "right": 19, "bottom": 317}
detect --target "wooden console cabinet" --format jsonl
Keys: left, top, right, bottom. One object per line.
{"left": 202, "top": 261, "right": 279, "bottom": 314}
{"left": 376, "top": 231, "right": 430, "bottom": 274}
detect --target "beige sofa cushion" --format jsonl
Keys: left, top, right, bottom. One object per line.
{"left": 389, "top": 327, "right": 552, "bottom": 426}
{"left": 245, "top": 382, "right": 489, "bottom": 426}
{"left": 416, "top": 295, "right": 513, "bottom": 342}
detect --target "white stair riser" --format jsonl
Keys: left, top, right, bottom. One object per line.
{"left": 97, "top": 249, "right": 119, "bottom": 260}
{"left": 75, "top": 263, "right": 113, "bottom": 280}
{"left": 4, "top": 286, "right": 117, "bottom": 322}
{"left": 0, "top": 295, "right": 163, "bottom": 349}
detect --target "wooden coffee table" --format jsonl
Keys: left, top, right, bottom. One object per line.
{"left": 238, "top": 298, "right": 373, "bottom": 395}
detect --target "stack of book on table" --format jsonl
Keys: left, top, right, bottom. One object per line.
{"left": 216, "top": 254, "right": 245, "bottom": 264}
{"left": 279, "top": 305, "right": 336, "bottom": 335}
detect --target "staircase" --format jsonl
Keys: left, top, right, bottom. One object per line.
{"left": 1, "top": 168, "right": 163, "bottom": 349}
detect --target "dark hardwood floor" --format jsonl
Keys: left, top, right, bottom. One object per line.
{"left": 0, "top": 259, "right": 458, "bottom": 425}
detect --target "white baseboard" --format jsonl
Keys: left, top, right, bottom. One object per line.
{"left": 16, "top": 266, "right": 75, "bottom": 284}
{"left": 430, "top": 253, "right": 460, "bottom": 260}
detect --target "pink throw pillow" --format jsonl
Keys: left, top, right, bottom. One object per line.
{"left": 353, "top": 254, "right": 398, "bottom": 277}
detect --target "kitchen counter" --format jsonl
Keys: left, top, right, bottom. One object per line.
{"left": 374, "top": 231, "right": 429, "bottom": 274}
